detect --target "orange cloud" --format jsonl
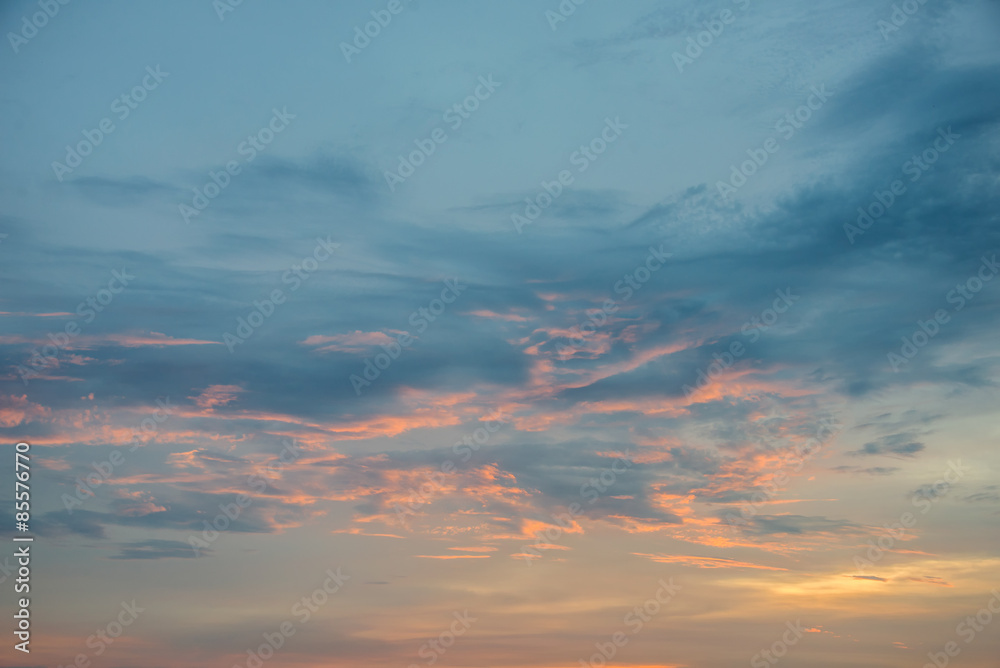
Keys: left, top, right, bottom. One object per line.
{"left": 633, "top": 553, "right": 789, "bottom": 571}
{"left": 414, "top": 554, "right": 491, "bottom": 559}
{"left": 447, "top": 546, "right": 498, "bottom": 552}
{"left": 0, "top": 394, "right": 50, "bottom": 427}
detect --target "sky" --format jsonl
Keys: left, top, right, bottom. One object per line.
{"left": 1, "top": 0, "right": 999, "bottom": 667}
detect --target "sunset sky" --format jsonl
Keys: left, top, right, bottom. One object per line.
{"left": 1, "top": 1, "right": 1000, "bottom": 667}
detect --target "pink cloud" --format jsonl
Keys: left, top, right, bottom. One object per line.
{"left": 103, "top": 331, "right": 221, "bottom": 347}
{"left": 465, "top": 309, "right": 531, "bottom": 322}
{"left": 0, "top": 395, "right": 51, "bottom": 427}
{"left": 192, "top": 384, "right": 245, "bottom": 409}
{"left": 301, "top": 330, "right": 399, "bottom": 353}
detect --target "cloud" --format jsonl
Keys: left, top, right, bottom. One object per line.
{"left": 102, "top": 332, "right": 222, "bottom": 347}
{"left": 69, "top": 176, "right": 177, "bottom": 205}
{"left": 963, "top": 486, "right": 1000, "bottom": 504}
{"left": 32, "top": 509, "right": 107, "bottom": 539}
{"left": 248, "top": 153, "right": 379, "bottom": 200}
{"left": 192, "top": 384, "right": 245, "bottom": 409}
{"left": 414, "top": 554, "right": 491, "bottom": 560}
{"left": 831, "top": 465, "right": 900, "bottom": 475}
{"left": 849, "top": 433, "right": 926, "bottom": 458}
{"left": 633, "top": 553, "right": 789, "bottom": 571}
{"left": 0, "top": 394, "right": 50, "bottom": 427}
{"left": 905, "top": 575, "right": 952, "bottom": 587}
{"left": 111, "top": 539, "right": 203, "bottom": 560}
{"left": 738, "top": 514, "right": 865, "bottom": 536}
{"left": 300, "top": 331, "right": 399, "bottom": 353}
